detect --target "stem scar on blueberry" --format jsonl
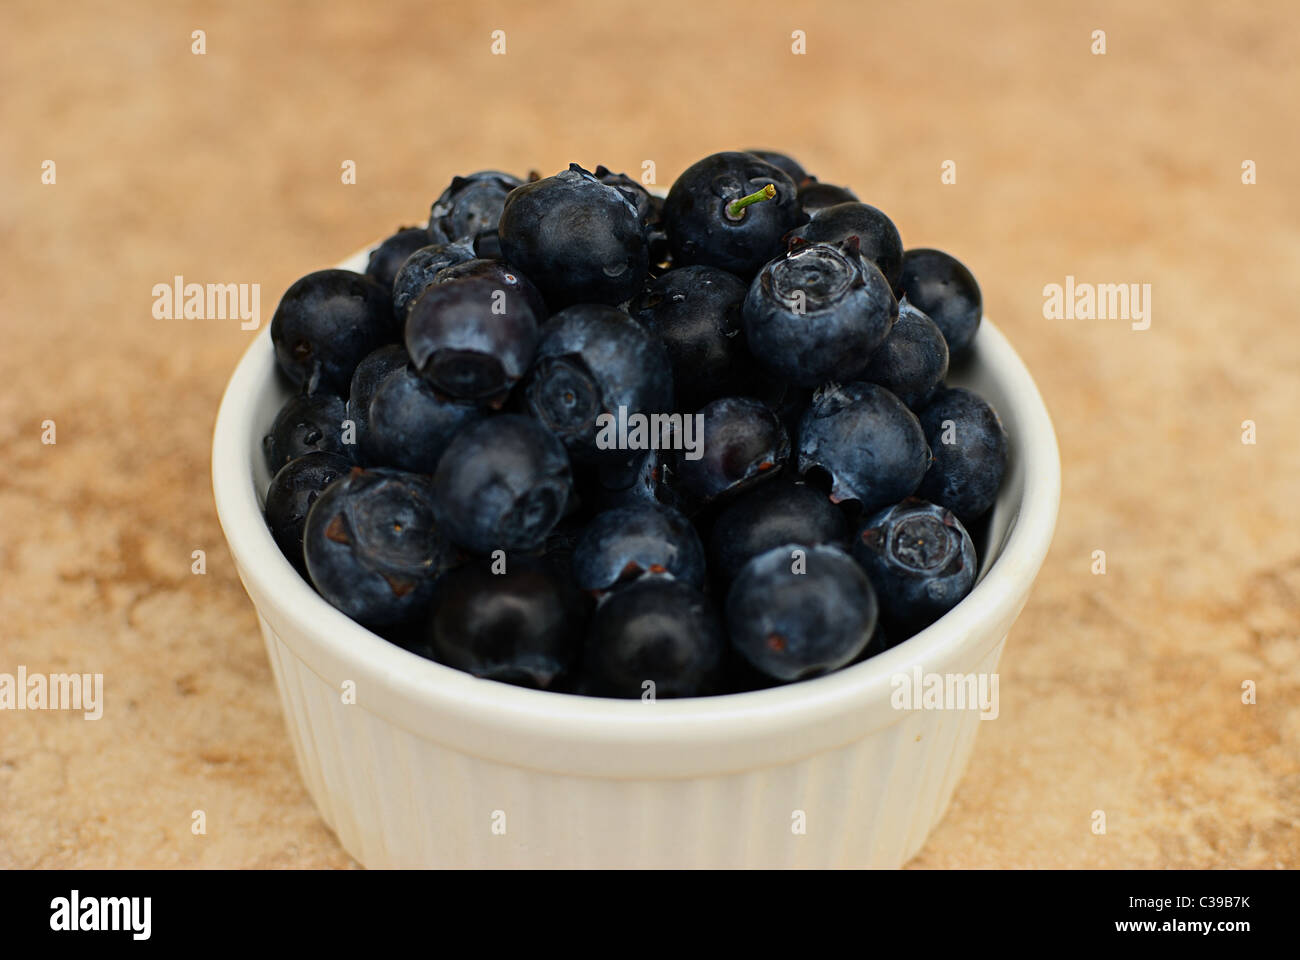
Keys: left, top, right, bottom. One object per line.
{"left": 725, "top": 183, "right": 777, "bottom": 222}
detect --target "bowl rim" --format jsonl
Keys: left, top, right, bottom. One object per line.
{"left": 212, "top": 251, "right": 1060, "bottom": 752}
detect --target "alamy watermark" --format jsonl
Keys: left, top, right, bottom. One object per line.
{"left": 0, "top": 666, "right": 103, "bottom": 719}
{"left": 890, "top": 666, "right": 999, "bottom": 719}
{"left": 1043, "top": 275, "right": 1151, "bottom": 330}
{"left": 152, "top": 275, "right": 260, "bottom": 329}
{"left": 595, "top": 405, "right": 704, "bottom": 460}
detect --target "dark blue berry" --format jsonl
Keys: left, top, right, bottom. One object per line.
{"left": 572, "top": 502, "right": 705, "bottom": 592}
{"left": 916, "top": 387, "right": 1007, "bottom": 522}
{"left": 265, "top": 452, "right": 352, "bottom": 574}
{"left": 677, "top": 396, "right": 789, "bottom": 505}
{"left": 433, "top": 257, "right": 548, "bottom": 322}
{"left": 742, "top": 239, "right": 897, "bottom": 387}
{"left": 391, "top": 242, "right": 477, "bottom": 321}
{"left": 593, "top": 164, "right": 663, "bottom": 230}
{"left": 432, "top": 414, "right": 572, "bottom": 554}
{"left": 263, "top": 391, "right": 349, "bottom": 472}
{"left": 852, "top": 498, "right": 976, "bottom": 633}
{"left": 303, "top": 468, "right": 457, "bottom": 628}
{"left": 270, "top": 270, "right": 393, "bottom": 394}
{"left": 898, "top": 248, "right": 982, "bottom": 355}
{"left": 366, "top": 226, "right": 434, "bottom": 292}
{"left": 797, "top": 382, "right": 929, "bottom": 511}
{"left": 789, "top": 202, "right": 904, "bottom": 292}
{"left": 427, "top": 171, "right": 523, "bottom": 260}
{"left": 366, "top": 364, "right": 484, "bottom": 474}
{"left": 346, "top": 344, "right": 408, "bottom": 462}
{"left": 708, "top": 480, "right": 849, "bottom": 582}
{"left": 725, "top": 543, "right": 877, "bottom": 682}
{"left": 798, "top": 181, "right": 858, "bottom": 215}
{"left": 860, "top": 300, "right": 949, "bottom": 409}
{"left": 745, "top": 149, "right": 812, "bottom": 186}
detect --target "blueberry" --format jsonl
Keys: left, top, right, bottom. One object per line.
{"left": 797, "top": 382, "right": 930, "bottom": 512}
{"left": 916, "top": 387, "right": 1007, "bottom": 522}
{"left": 797, "top": 181, "right": 858, "bottom": 215}
{"left": 742, "top": 239, "right": 897, "bottom": 388}
{"left": 524, "top": 304, "right": 673, "bottom": 462}
{"left": 677, "top": 396, "right": 789, "bottom": 505}
{"left": 708, "top": 480, "right": 849, "bottom": 582}
{"left": 590, "top": 447, "right": 681, "bottom": 512}
{"left": 263, "top": 391, "right": 349, "bottom": 472}
{"left": 498, "top": 164, "right": 649, "bottom": 307}
{"left": 859, "top": 299, "right": 949, "bottom": 409}
{"left": 265, "top": 452, "right": 353, "bottom": 574}
{"left": 303, "top": 468, "right": 457, "bottom": 628}
{"left": 583, "top": 577, "right": 725, "bottom": 698}
{"left": 593, "top": 164, "right": 663, "bottom": 230}
{"left": 366, "top": 226, "right": 434, "bottom": 292}
{"left": 433, "top": 257, "right": 548, "bottom": 322}
{"left": 745, "top": 149, "right": 812, "bottom": 186}
{"left": 270, "top": 269, "right": 393, "bottom": 394}
{"left": 405, "top": 276, "right": 538, "bottom": 404}
{"left": 851, "top": 498, "right": 976, "bottom": 633}
{"left": 789, "top": 202, "right": 904, "bottom": 292}
{"left": 391, "top": 243, "right": 477, "bottom": 321}
{"left": 366, "top": 364, "right": 484, "bottom": 474}
{"left": 346, "top": 344, "right": 409, "bottom": 462}
{"left": 663, "top": 151, "right": 806, "bottom": 278}
{"left": 426, "top": 558, "right": 586, "bottom": 690}
{"left": 432, "top": 414, "right": 572, "bottom": 554}
{"left": 427, "top": 171, "right": 523, "bottom": 260}
{"left": 898, "top": 248, "right": 982, "bottom": 355}
{"left": 572, "top": 502, "right": 705, "bottom": 592}
{"left": 725, "top": 543, "right": 877, "bottom": 682}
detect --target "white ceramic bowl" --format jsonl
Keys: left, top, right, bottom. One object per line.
{"left": 212, "top": 246, "right": 1060, "bottom": 868}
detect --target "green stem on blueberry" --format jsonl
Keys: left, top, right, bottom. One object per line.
{"left": 725, "top": 183, "right": 777, "bottom": 221}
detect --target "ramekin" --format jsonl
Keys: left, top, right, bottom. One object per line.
{"left": 212, "top": 247, "right": 1059, "bottom": 868}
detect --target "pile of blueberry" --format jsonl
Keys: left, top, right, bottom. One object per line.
{"left": 262, "top": 151, "right": 1007, "bottom": 698}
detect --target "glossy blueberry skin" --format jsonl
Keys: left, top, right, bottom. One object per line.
{"left": 432, "top": 414, "right": 572, "bottom": 555}
{"left": 708, "top": 480, "right": 849, "bottom": 582}
{"left": 263, "top": 391, "right": 350, "bottom": 472}
{"left": 524, "top": 304, "right": 674, "bottom": 463}
{"left": 789, "top": 202, "right": 904, "bottom": 293}
{"left": 631, "top": 265, "right": 770, "bottom": 412}
{"left": 572, "top": 502, "right": 705, "bottom": 592}
{"left": 745, "top": 149, "right": 812, "bottom": 186}
{"left": 303, "top": 468, "right": 457, "bottom": 629}
{"left": 270, "top": 270, "right": 394, "bottom": 394}
{"left": 677, "top": 396, "right": 790, "bottom": 504}
{"left": 663, "top": 151, "right": 807, "bottom": 278}
{"left": 427, "top": 171, "right": 523, "bottom": 260}
{"left": 797, "top": 382, "right": 930, "bottom": 512}
{"left": 498, "top": 164, "right": 649, "bottom": 307}
{"left": 346, "top": 344, "right": 409, "bottom": 463}
{"left": 427, "top": 559, "right": 586, "bottom": 690}
{"left": 594, "top": 164, "right": 663, "bottom": 230}
{"left": 742, "top": 240, "right": 898, "bottom": 388}
{"left": 405, "top": 276, "right": 538, "bottom": 403}
{"left": 589, "top": 448, "right": 682, "bottom": 513}
{"left": 433, "top": 257, "right": 548, "bottom": 322}
{"left": 366, "top": 226, "right": 433, "bottom": 292}
{"left": 391, "top": 242, "right": 477, "bottom": 321}
{"left": 898, "top": 248, "right": 982, "bottom": 356}
{"left": 583, "top": 577, "right": 725, "bottom": 698}
{"left": 366, "top": 364, "right": 484, "bottom": 474}
{"left": 725, "top": 543, "right": 877, "bottom": 682}
{"left": 851, "top": 498, "right": 976, "bottom": 633}
{"left": 860, "top": 300, "right": 950, "bottom": 410}
{"left": 798, "top": 181, "right": 858, "bottom": 215}
{"left": 265, "top": 452, "right": 353, "bottom": 575}
{"left": 916, "top": 387, "right": 1008, "bottom": 522}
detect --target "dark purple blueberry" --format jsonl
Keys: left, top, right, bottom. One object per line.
{"left": 860, "top": 300, "right": 949, "bottom": 409}
{"left": 916, "top": 387, "right": 1008, "bottom": 522}
{"left": 391, "top": 242, "right": 477, "bottom": 321}
{"left": 590, "top": 448, "right": 681, "bottom": 512}
{"left": 898, "top": 248, "right": 982, "bottom": 356}
{"left": 677, "top": 396, "right": 789, "bottom": 504}
{"left": 745, "top": 149, "right": 812, "bottom": 186}
{"left": 593, "top": 164, "right": 663, "bottom": 229}
{"left": 263, "top": 391, "right": 349, "bottom": 472}
{"left": 433, "top": 257, "right": 548, "bottom": 322}
{"left": 427, "top": 171, "right": 524, "bottom": 260}
{"left": 404, "top": 276, "right": 538, "bottom": 404}
{"left": 742, "top": 239, "right": 897, "bottom": 388}
{"left": 797, "top": 181, "right": 858, "bottom": 215}
{"left": 524, "top": 304, "right": 673, "bottom": 463}
{"left": 432, "top": 414, "right": 572, "bottom": 555}
{"left": 789, "top": 202, "right": 904, "bottom": 292}
{"left": 346, "top": 344, "right": 409, "bottom": 463}
{"left": 270, "top": 270, "right": 393, "bottom": 394}
{"left": 708, "top": 480, "right": 849, "bottom": 582}
{"left": 725, "top": 543, "right": 877, "bottom": 682}
{"left": 583, "top": 577, "right": 725, "bottom": 698}
{"left": 303, "top": 468, "right": 457, "bottom": 628}
{"left": 366, "top": 364, "right": 484, "bottom": 474}
{"left": 265, "top": 452, "right": 353, "bottom": 574}
{"left": 572, "top": 502, "right": 705, "bottom": 592}
{"left": 797, "top": 382, "right": 930, "bottom": 512}
{"left": 426, "top": 559, "right": 586, "bottom": 690}
{"left": 852, "top": 498, "right": 976, "bottom": 633}
{"left": 366, "top": 226, "right": 435, "bottom": 292}
{"left": 498, "top": 164, "right": 649, "bottom": 307}
{"left": 663, "top": 151, "right": 806, "bottom": 278}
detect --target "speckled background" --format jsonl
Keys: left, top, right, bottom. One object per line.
{"left": 1, "top": 0, "right": 1297, "bottom": 868}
